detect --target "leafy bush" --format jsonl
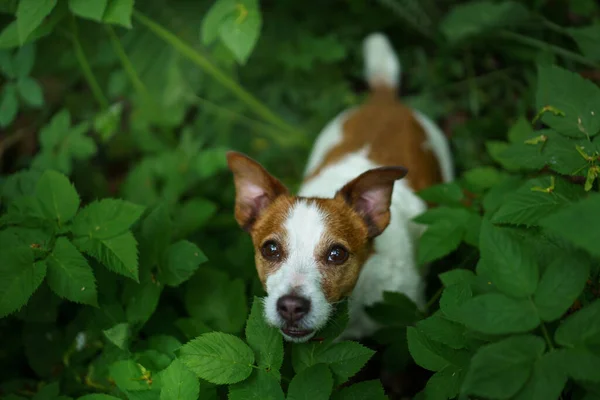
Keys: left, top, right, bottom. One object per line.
{"left": 1, "top": 0, "right": 600, "bottom": 399}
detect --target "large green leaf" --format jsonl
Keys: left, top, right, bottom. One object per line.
{"left": 407, "top": 326, "right": 468, "bottom": 372}
{"left": 0, "top": 83, "right": 18, "bottom": 127}
{"left": 245, "top": 296, "right": 283, "bottom": 371}
{"left": 71, "top": 199, "right": 145, "bottom": 240}
{"left": 179, "top": 332, "right": 254, "bottom": 384}
{"left": 159, "top": 359, "right": 199, "bottom": 400}
{"left": 16, "top": 0, "right": 57, "bottom": 44}
{"left": 35, "top": 170, "right": 80, "bottom": 225}
{"left": 512, "top": 351, "right": 567, "bottom": 400}
{"left": 0, "top": 247, "right": 46, "bottom": 317}
{"left": 567, "top": 24, "right": 600, "bottom": 61}
{"left": 46, "top": 237, "right": 98, "bottom": 306}
{"left": 461, "top": 293, "right": 540, "bottom": 334}
{"left": 228, "top": 369, "right": 285, "bottom": 400}
{"left": 287, "top": 364, "right": 333, "bottom": 400}
{"left": 74, "top": 232, "right": 139, "bottom": 282}
{"left": 159, "top": 240, "right": 207, "bottom": 287}
{"left": 68, "top": 0, "right": 108, "bottom": 22}
{"left": 424, "top": 366, "right": 465, "bottom": 400}
{"left": 462, "top": 335, "right": 545, "bottom": 399}
{"left": 103, "top": 0, "right": 134, "bottom": 28}
{"left": 16, "top": 76, "right": 43, "bottom": 107}
{"left": 555, "top": 300, "right": 600, "bottom": 348}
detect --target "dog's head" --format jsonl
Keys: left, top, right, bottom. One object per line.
{"left": 226, "top": 151, "right": 407, "bottom": 342}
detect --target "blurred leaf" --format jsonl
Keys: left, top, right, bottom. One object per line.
{"left": 462, "top": 166, "right": 508, "bottom": 192}
{"left": 330, "top": 380, "right": 387, "bottom": 400}
{"left": 123, "top": 271, "right": 162, "bottom": 325}
{"left": 13, "top": 44, "right": 35, "bottom": 77}
{"left": 179, "top": 332, "right": 254, "bottom": 384}
{"left": 202, "top": 0, "right": 236, "bottom": 45}
{"left": 103, "top": 322, "right": 130, "bottom": 350}
{"left": 16, "top": 0, "right": 57, "bottom": 44}
{"left": 158, "top": 240, "right": 207, "bottom": 287}
{"left": 0, "top": 50, "right": 15, "bottom": 77}
{"left": 68, "top": 0, "right": 108, "bottom": 22}
{"left": 536, "top": 65, "right": 600, "bottom": 138}
{"left": 159, "top": 359, "right": 199, "bottom": 400}
{"left": 103, "top": 0, "right": 134, "bottom": 28}
{"left": 35, "top": 170, "right": 80, "bottom": 225}
{"left": 417, "top": 182, "right": 464, "bottom": 206}
{"left": 172, "top": 198, "right": 217, "bottom": 239}
{"left": 218, "top": 0, "right": 261, "bottom": 64}
{"left": 94, "top": 102, "right": 123, "bottom": 142}
{"left": 557, "top": 347, "right": 600, "bottom": 382}
{"left": 440, "top": 0, "right": 529, "bottom": 43}
{"left": 0, "top": 83, "right": 18, "bottom": 127}
{"left": 567, "top": 24, "right": 600, "bottom": 61}
{"left": 46, "top": 237, "right": 98, "bottom": 306}
{"left": 462, "top": 335, "right": 545, "bottom": 399}
{"left": 287, "top": 364, "right": 333, "bottom": 400}
{"left": 32, "top": 382, "right": 59, "bottom": 400}
{"left": 461, "top": 293, "right": 540, "bottom": 334}
{"left": 16, "top": 76, "right": 44, "bottom": 107}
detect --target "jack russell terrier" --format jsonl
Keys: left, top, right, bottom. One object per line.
{"left": 227, "top": 33, "right": 454, "bottom": 343}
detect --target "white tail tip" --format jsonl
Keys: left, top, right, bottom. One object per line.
{"left": 363, "top": 33, "right": 401, "bottom": 88}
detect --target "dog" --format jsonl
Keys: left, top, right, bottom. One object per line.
{"left": 226, "top": 33, "right": 454, "bottom": 343}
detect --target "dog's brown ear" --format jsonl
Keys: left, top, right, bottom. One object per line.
{"left": 227, "top": 151, "right": 289, "bottom": 231}
{"left": 336, "top": 166, "right": 408, "bottom": 238}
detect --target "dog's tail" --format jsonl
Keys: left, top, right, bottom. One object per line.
{"left": 363, "top": 32, "right": 401, "bottom": 90}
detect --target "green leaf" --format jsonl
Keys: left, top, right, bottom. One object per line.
{"left": 0, "top": 82, "right": 18, "bottom": 127}
{"left": 159, "top": 240, "right": 207, "bottom": 287}
{"left": 109, "top": 359, "right": 152, "bottom": 391}
{"left": 287, "top": 364, "right": 333, "bottom": 400}
{"left": 184, "top": 268, "right": 247, "bottom": 333}
{"left": 567, "top": 24, "right": 600, "bottom": 61}
{"left": 316, "top": 341, "right": 375, "bottom": 385}
{"left": 94, "top": 102, "right": 123, "bottom": 142}
{"left": 542, "top": 131, "right": 590, "bottom": 175}
{"left": 330, "top": 380, "right": 387, "bottom": 400}
{"left": 72, "top": 199, "right": 145, "bottom": 240}
{"left": 46, "top": 237, "right": 98, "bottom": 306}
{"left": 536, "top": 65, "right": 600, "bottom": 138}
{"left": 172, "top": 198, "right": 217, "bottom": 239}
{"left": 463, "top": 166, "right": 508, "bottom": 192}
{"left": 461, "top": 293, "right": 540, "bottom": 334}
{"left": 540, "top": 194, "right": 600, "bottom": 258}
{"left": 14, "top": 44, "right": 35, "bottom": 77}
{"left": 68, "top": 0, "right": 108, "bottom": 22}
{"left": 137, "top": 203, "right": 172, "bottom": 269}
{"left": 509, "top": 116, "right": 535, "bottom": 143}
{"left": 492, "top": 177, "right": 580, "bottom": 227}
{"left": 440, "top": 0, "right": 529, "bottom": 43}
{"left": 202, "top": 0, "right": 236, "bottom": 44}
{"left": 32, "top": 382, "right": 59, "bottom": 400}
{"left": 103, "top": 322, "right": 130, "bottom": 350}
{"left": 0, "top": 50, "right": 15, "bottom": 77}
{"left": 103, "top": 0, "right": 134, "bottom": 28}
{"left": 123, "top": 271, "right": 162, "bottom": 325}
{"left": 416, "top": 314, "right": 467, "bottom": 350}
{"left": 555, "top": 300, "right": 600, "bottom": 348}
{"left": 439, "top": 282, "right": 473, "bottom": 323}
{"left": 78, "top": 395, "right": 122, "bottom": 400}
{"left": 417, "top": 220, "right": 466, "bottom": 265}
{"left": 424, "top": 366, "right": 464, "bottom": 400}
{"left": 0, "top": 249, "right": 46, "bottom": 317}
{"left": 179, "top": 332, "right": 254, "bottom": 384}
{"left": 16, "top": 0, "right": 57, "bottom": 44}
{"left": 74, "top": 231, "right": 139, "bottom": 281}
{"left": 417, "top": 182, "right": 464, "bottom": 205}
{"left": 245, "top": 296, "right": 283, "bottom": 371}
{"left": 159, "top": 359, "right": 199, "bottom": 400}
{"left": 462, "top": 335, "right": 545, "bottom": 399}
{"left": 365, "top": 291, "right": 420, "bottom": 326}
{"left": 533, "top": 253, "right": 589, "bottom": 322}
{"left": 513, "top": 351, "right": 567, "bottom": 400}
{"left": 439, "top": 269, "right": 475, "bottom": 287}
{"left": 218, "top": 0, "right": 262, "bottom": 64}
{"left": 479, "top": 220, "right": 538, "bottom": 297}
{"left": 16, "top": 76, "right": 44, "bottom": 107}
{"left": 557, "top": 347, "right": 600, "bottom": 382}
{"left": 228, "top": 369, "right": 285, "bottom": 400}
{"left": 407, "top": 326, "right": 465, "bottom": 372}
{"left": 35, "top": 170, "right": 80, "bottom": 225}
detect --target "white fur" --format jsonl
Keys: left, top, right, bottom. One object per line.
{"left": 263, "top": 201, "right": 332, "bottom": 342}
{"left": 363, "top": 33, "right": 401, "bottom": 88}
{"left": 413, "top": 110, "right": 455, "bottom": 183}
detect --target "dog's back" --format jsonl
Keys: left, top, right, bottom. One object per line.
{"left": 299, "top": 33, "right": 454, "bottom": 339}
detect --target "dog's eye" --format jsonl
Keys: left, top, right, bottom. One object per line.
{"left": 261, "top": 240, "right": 281, "bottom": 261}
{"left": 326, "top": 245, "right": 349, "bottom": 265}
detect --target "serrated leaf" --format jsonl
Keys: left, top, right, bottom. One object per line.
{"left": 159, "top": 240, "right": 206, "bottom": 287}
{"left": 14, "top": 44, "right": 35, "bottom": 77}
{"left": 540, "top": 194, "right": 600, "bottom": 258}
{"left": 0, "top": 249, "right": 46, "bottom": 317}
{"left": 245, "top": 296, "right": 283, "bottom": 371}
{"left": 542, "top": 131, "right": 590, "bottom": 175}
{"left": 536, "top": 65, "right": 600, "bottom": 138}
{"left": 440, "top": 0, "right": 529, "bottom": 43}
{"left": 533, "top": 253, "right": 589, "bottom": 322}
{"left": 123, "top": 271, "right": 162, "bottom": 325}
{"left": 557, "top": 347, "right": 600, "bottom": 382}
{"left": 228, "top": 368, "right": 285, "bottom": 400}
{"left": 68, "top": 0, "right": 108, "bottom": 21}
{"left": 74, "top": 231, "right": 139, "bottom": 281}
{"left": 461, "top": 293, "right": 540, "bottom": 334}
{"left": 418, "top": 220, "right": 465, "bottom": 265}
{"left": 159, "top": 359, "right": 199, "bottom": 400}
{"left": 35, "top": 170, "right": 80, "bottom": 225}
{"left": 17, "top": 76, "right": 44, "bottom": 107}
{"left": 72, "top": 199, "right": 145, "bottom": 240}
{"left": 479, "top": 220, "right": 538, "bottom": 297}
{"left": 439, "top": 282, "right": 473, "bottom": 323}
{"left": 109, "top": 359, "right": 151, "bottom": 391}
{"left": 555, "top": 300, "right": 600, "bottom": 348}
{"left": 416, "top": 314, "right": 467, "bottom": 350}
{"left": 407, "top": 326, "right": 463, "bottom": 372}
{"left": 462, "top": 335, "right": 545, "bottom": 399}
{"left": 287, "top": 364, "right": 333, "bottom": 400}
{"left": 16, "top": 0, "right": 57, "bottom": 44}
{"left": 47, "top": 237, "right": 98, "bottom": 306}
{"left": 179, "top": 332, "right": 254, "bottom": 384}
{"left": 103, "top": 322, "right": 130, "bottom": 350}
{"left": 567, "top": 24, "right": 600, "bottom": 62}
{"left": 417, "top": 182, "right": 464, "bottom": 205}
{"left": 0, "top": 82, "right": 18, "bottom": 127}
{"left": 513, "top": 351, "right": 567, "bottom": 400}
{"left": 425, "top": 366, "right": 464, "bottom": 400}
{"left": 316, "top": 341, "right": 375, "bottom": 385}
{"left": 103, "top": 0, "right": 134, "bottom": 28}
{"left": 463, "top": 166, "right": 508, "bottom": 192}
{"left": 330, "top": 379, "right": 387, "bottom": 400}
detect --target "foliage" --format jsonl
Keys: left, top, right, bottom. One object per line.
{"left": 1, "top": 0, "right": 600, "bottom": 399}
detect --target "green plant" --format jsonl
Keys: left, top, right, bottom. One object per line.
{"left": 1, "top": 0, "right": 600, "bottom": 399}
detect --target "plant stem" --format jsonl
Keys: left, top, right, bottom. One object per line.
{"left": 540, "top": 321, "right": 555, "bottom": 350}
{"left": 375, "top": 0, "right": 435, "bottom": 39}
{"left": 132, "top": 11, "right": 302, "bottom": 138}
{"left": 424, "top": 286, "right": 443, "bottom": 314}
{"left": 69, "top": 15, "right": 109, "bottom": 110}
{"left": 104, "top": 25, "right": 148, "bottom": 98}
{"left": 498, "top": 30, "right": 599, "bottom": 69}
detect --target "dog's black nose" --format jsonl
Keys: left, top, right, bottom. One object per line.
{"left": 277, "top": 295, "right": 310, "bottom": 323}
